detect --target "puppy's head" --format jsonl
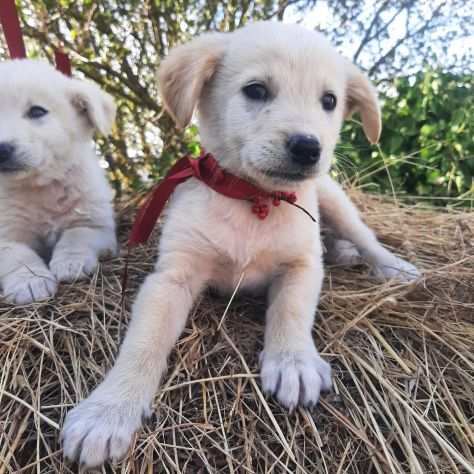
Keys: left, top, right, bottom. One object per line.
{"left": 158, "top": 22, "right": 381, "bottom": 189}
{"left": 0, "top": 59, "right": 116, "bottom": 179}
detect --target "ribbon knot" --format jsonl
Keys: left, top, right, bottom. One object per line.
{"left": 187, "top": 153, "right": 224, "bottom": 185}
{"left": 205, "top": 158, "right": 225, "bottom": 185}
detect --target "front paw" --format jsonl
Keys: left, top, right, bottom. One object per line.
{"left": 372, "top": 256, "right": 420, "bottom": 282}
{"left": 260, "top": 350, "right": 332, "bottom": 411}
{"left": 62, "top": 395, "right": 151, "bottom": 468}
{"left": 325, "top": 238, "right": 363, "bottom": 266}
{"left": 50, "top": 254, "right": 98, "bottom": 283}
{"left": 3, "top": 271, "right": 57, "bottom": 304}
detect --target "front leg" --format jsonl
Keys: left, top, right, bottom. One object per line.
{"left": 50, "top": 226, "right": 116, "bottom": 282}
{"left": 62, "top": 253, "right": 210, "bottom": 468}
{"left": 260, "top": 258, "right": 332, "bottom": 411}
{"left": 0, "top": 241, "right": 57, "bottom": 304}
{"left": 316, "top": 174, "right": 420, "bottom": 282}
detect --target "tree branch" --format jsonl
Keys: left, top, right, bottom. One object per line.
{"left": 353, "top": 0, "right": 390, "bottom": 63}
{"left": 368, "top": 1, "right": 446, "bottom": 76}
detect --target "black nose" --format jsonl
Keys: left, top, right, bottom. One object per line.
{"left": 0, "top": 143, "right": 15, "bottom": 164}
{"left": 287, "top": 135, "right": 321, "bottom": 166}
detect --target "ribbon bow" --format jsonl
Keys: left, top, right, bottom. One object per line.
{"left": 0, "top": 0, "right": 71, "bottom": 76}
{"left": 128, "top": 151, "right": 308, "bottom": 246}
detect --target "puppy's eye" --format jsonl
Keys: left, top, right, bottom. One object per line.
{"left": 242, "top": 82, "right": 269, "bottom": 101}
{"left": 321, "top": 92, "right": 337, "bottom": 111}
{"left": 26, "top": 106, "right": 49, "bottom": 119}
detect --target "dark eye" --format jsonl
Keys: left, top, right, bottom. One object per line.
{"left": 26, "top": 106, "right": 49, "bottom": 119}
{"left": 242, "top": 82, "right": 269, "bottom": 101}
{"left": 321, "top": 92, "right": 337, "bottom": 111}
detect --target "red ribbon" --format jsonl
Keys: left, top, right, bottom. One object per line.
{"left": 128, "top": 151, "right": 298, "bottom": 246}
{"left": 0, "top": 0, "right": 72, "bottom": 76}
{"left": 54, "top": 50, "right": 72, "bottom": 76}
{"left": 0, "top": 0, "right": 26, "bottom": 59}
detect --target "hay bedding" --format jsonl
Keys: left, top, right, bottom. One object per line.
{"left": 1, "top": 192, "right": 473, "bottom": 474}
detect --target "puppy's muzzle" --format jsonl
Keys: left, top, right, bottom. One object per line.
{"left": 286, "top": 134, "right": 321, "bottom": 167}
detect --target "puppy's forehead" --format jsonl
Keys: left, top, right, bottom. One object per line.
{"left": 0, "top": 59, "right": 70, "bottom": 107}
{"left": 223, "top": 23, "right": 346, "bottom": 89}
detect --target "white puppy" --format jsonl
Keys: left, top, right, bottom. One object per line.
{"left": 62, "top": 22, "right": 419, "bottom": 467}
{"left": 0, "top": 60, "right": 117, "bottom": 305}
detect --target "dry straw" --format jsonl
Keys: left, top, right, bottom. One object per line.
{"left": 1, "top": 191, "right": 473, "bottom": 473}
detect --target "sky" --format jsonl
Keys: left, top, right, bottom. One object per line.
{"left": 289, "top": 1, "right": 474, "bottom": 72}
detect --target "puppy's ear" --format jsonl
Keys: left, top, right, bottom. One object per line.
{"left": 158, "top": 33, "right": 227, "bottom": 129}
{"left": 70, "top": 80, "right": 117, "bottom": 136}
{"left": 345, "top": 64, "right": 381, "bottom": 144}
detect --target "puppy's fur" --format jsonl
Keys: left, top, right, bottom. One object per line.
{"left": 0, "top": 60, "right": 117, "bottom": 304}
{"left": 62, "top": 22, "right": 420, "bottom": 467}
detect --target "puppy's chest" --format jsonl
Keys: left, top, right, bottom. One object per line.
{"left": 166, "top": 182, "right": 321, "bottom": 291}
{"left": 207, "top": 201, "right": 320, "bottom": 290}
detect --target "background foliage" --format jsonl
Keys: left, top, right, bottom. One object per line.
{"left": 339, "top": 70, "right": 474, "bottom": 203}
{"left": 0, "top": 0, "right": 473, "bottom": 204}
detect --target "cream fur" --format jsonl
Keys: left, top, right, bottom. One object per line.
{"left": 0, "top": 59, "right": 117, "bottom": 304}
{"left": 62, "top": 21, "right": 420, "bottom": 467}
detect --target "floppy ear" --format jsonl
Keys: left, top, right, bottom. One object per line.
{"left": 70, "top": 79, "right": 117, "bottom": 136}
{"left": 345, "top": 64, "right": 382, "bottom": 144}
{"left": 157, "top": 33, "right": 227, "bottom": 129}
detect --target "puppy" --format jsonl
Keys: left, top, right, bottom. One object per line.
{"left": 0, "top": 60, "right": 117, "bottom": 304}
{"left": 62, "top": 22, "right": 419, "bottom": 467}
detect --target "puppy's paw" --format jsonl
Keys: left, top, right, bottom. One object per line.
{"left": 4, "top": 271, "right": 57, "bottom": 304}
{"left": 50, "top": 254, "right": 98, "bottom": 283}
{"left": 325, "top": 238, "right": 362, "bottom": 266}
{"left": 260, "top": 350, "right": 332, "bottom": 411}
{"left": 372, "top": 256, "right": 420, "bottom": 282}
{"left": 62, "top": 396, "right": 151, "bottom": 468}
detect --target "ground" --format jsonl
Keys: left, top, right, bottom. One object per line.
{"left": 1, "top": 193, "right": 473, "bottom": 473}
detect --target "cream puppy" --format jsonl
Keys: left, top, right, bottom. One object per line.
{"left": 62, "top": 22, "right": 419, "bottom": 467}
{"left": 0, "top": 60, "right": 117, "bottom": 304}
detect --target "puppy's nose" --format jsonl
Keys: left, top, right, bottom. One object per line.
{"left": 0, "top": 143, "right": 15, "bottom": 164}
{"left": 287, "top": 135, "right": 321, "bottom": 166}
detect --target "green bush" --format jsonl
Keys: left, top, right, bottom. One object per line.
{"left": 337, "top": 69, "right": 474, "bottom": 206}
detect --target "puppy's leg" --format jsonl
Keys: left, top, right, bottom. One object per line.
{"left": 260, "top": 259, "right": 331, "bottom": 411}
{"left": 62, "top": 253, "right": 209, "bottom": 468}
{"left": 0, "top": 241, "right": 57, "bottom": 304}
{"left": 316, "top": 175, "right": 420, "bottom": 281}
{"left": 49, "top": 226, "right": 116, "bottom": 282}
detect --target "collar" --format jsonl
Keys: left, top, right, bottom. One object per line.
{"left": 128, "top": 151, "right": 315, "bottom": 246}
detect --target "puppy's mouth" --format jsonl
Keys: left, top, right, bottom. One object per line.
{"left": 0, "top": 150, "right": 30, "bottom": 174}
{"left": 0, "top": 162, "right": 27, "bottom": 173}
{"left": 248, "top": 163, "right": 317, "bottom": 185}
{"left": 261, "top": 168, "right": 311, "bottom": 182}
